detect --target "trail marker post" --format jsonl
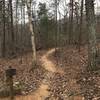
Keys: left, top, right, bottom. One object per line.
{"left": 6, "top": 66, "right": 16, "bottom": 100}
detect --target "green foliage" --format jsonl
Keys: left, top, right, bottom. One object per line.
{"left": 37, "top": 2, "right": 48, "bottom": 19}
{"left": 37, "top": 2, "right": 56, "bottom": 48}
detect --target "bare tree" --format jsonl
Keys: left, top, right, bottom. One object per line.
{"left": 2, "top": 0, "right": 6, "bottom": 57}
{"left": 26, "top": 0, "right": 37, "bottom": 66}
{"left": 9, "top": 0, "right": 15, "bottom": 56}
{"left": 55, "top": 0, "right": 58, "bottom": 51}
{"left": 15, "top": 0, "right": 18, "bottom": 51}
{"left": 85, "top": 0, "right": 97, "bottom": 71}
{"left": 68, "top": 0, "right": 74, "bottom": 44}
{"left": 78, "top": 0, "right": 84, "bottom": 51}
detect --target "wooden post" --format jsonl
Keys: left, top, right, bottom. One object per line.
{"left": 6, "top": 66, "right": 16, "bottom": 100}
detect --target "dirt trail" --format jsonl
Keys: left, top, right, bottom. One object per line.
{"left": 41, "top": 49, "right": 56, "bottom": 72}
{"left": 1, "top": 48, "right": 62, "bottom": 100}
{"left": 1, "top": 48, "right": 84, "bottom": 100}
{"left": 41, "top": 48, "right": 63, "bottom": 73}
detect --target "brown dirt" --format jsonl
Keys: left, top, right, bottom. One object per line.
{"left": 0, "top": 48, "right": 63, "bottom": 100}
{"left": 0, "top": 47, "right": 87, "bottom": 100}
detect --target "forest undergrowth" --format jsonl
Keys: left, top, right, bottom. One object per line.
{"left": 0, "top": 46, "right": 100, "bottom": 100}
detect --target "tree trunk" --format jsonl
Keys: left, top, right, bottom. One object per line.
{"left": 55, "top": 0, "right": 58, "bottom": 51}
{"left": 85, "top": 0, "right": 97, "bottom": 71}
{"left": 78, "top": 0, "right": 84, "bottom": 51}
{"left": 9, "top": 0, "right": 15, "bottom": 56}
{"left": 2, "top": 0, "right": 6, "bottom": 57}
{"left": 69, "top": 0, "right": 74, "bottom": 44}
{"left": 15, "top": 0, "right": 18, "bottom": 52}
{"left": 26, "top": 0, "right": 37, "bottom": 66}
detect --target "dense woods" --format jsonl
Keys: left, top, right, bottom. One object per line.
{"left": 0, "top": 0, "right": 100, "bottom": 100}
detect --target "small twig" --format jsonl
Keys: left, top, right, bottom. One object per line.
{"left": 68, "top": 91, "right": 85, "bottom": 97}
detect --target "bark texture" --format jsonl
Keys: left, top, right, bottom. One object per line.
{"left": 85, "top": 0, "right": 97, "bottom": 70}
{"left": 26, "top": 0, "right": 37, "bottom": 65}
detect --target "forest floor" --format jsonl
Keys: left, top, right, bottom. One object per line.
{"left": 0, "top": 46, "right": 100, "bottom": 100}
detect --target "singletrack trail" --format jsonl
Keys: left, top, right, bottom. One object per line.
{"left": 1, "top": 48, "right": 84, "bottom": 100}
{"left": 1, "top": 48, "right": 63, "bottom": 100}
